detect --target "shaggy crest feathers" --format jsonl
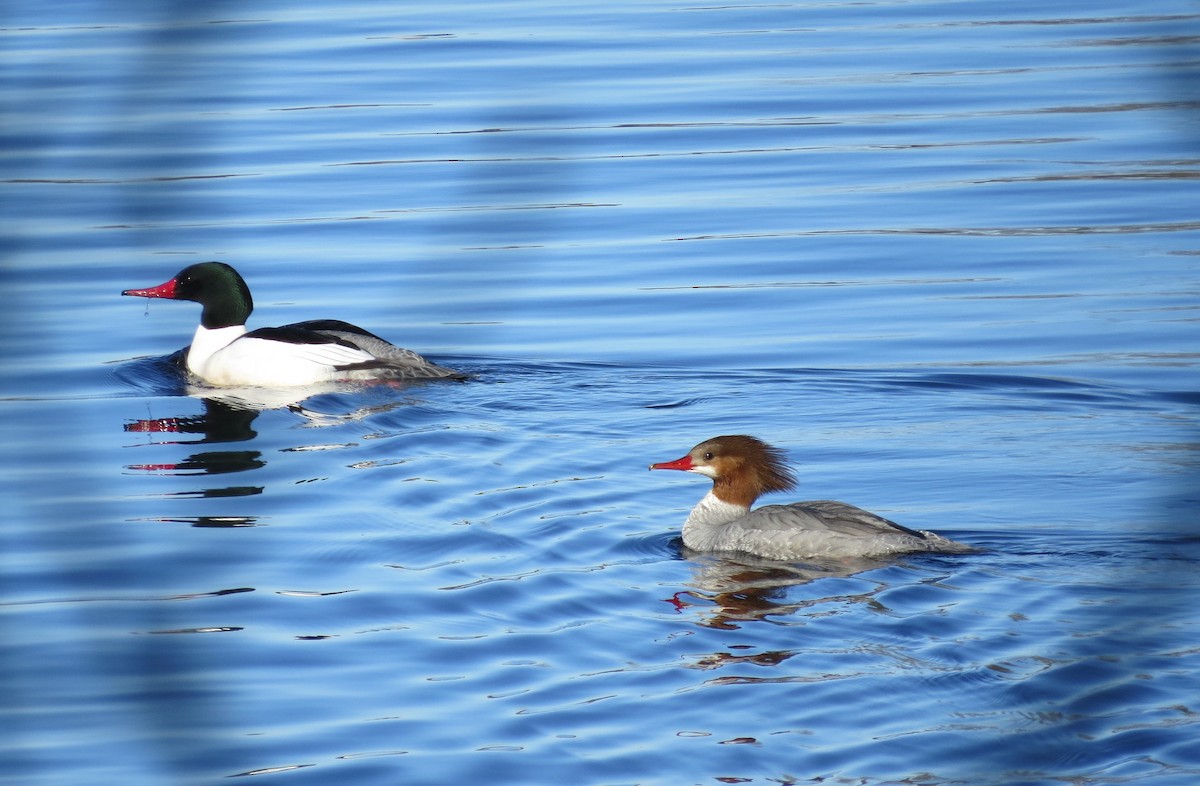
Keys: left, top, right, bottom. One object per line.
{"left": 700, "top": 434, "right": 797, "bottom": 506}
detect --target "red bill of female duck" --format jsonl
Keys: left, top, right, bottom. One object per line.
{"left": 123, "top": 262, "right": 463, "bottom": 387}
{"left": 650, "top": 435, "right": 972, "bottom": 560}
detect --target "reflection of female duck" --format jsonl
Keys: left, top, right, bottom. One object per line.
{"left": 651, "top": 435, "right": 972, "bottom": 560}
{"left": 675, "top": 553, "right": 883, "bottom": 629}
{"left": 124, "top": 262, "right": 463, "bottom": 387}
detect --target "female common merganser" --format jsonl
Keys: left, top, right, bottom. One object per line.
{"left": 123, "top": 262, "right": 463, "bottom": 387}
{"left": 650, "top": 435, "right": 971, "bottom": 560}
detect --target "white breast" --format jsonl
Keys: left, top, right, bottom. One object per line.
{"left": 187, "top": 327, "right": 376, "bottom": 387}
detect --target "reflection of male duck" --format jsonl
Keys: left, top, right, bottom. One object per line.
{"left": 122, "top": 378, "right": 429, "bottom": 480}
{"left": 124, "top": 399, "right": 263, "bottom": 485}
{"left": 125, "top": 398, "right": 259, "bottom": 444}
{"left": 123, "top": 262, "right": 464, "bottom": 387}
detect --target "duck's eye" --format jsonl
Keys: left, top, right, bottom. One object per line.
{"left": 703, "top": 452, "right": 713, "bottom": 461}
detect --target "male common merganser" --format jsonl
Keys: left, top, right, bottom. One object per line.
{"left": 650, "top": 435, "right": 971, "bottom": 560}
{"left": 123, "top": 262, "right": 463, "bottom": 387}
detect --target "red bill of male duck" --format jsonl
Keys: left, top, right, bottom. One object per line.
{"left": 650, "top": 435, "right": 972, "bottom": 560}
{"left": 123, "top": 262, "right": 464, "bottom": 387}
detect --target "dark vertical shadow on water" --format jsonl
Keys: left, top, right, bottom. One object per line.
{"left": 112, "top": 3, "right": 240, "bottom": 230}
{"left": 1147, "top": 10, "right": 1200, "bottom": 726}
{"left": 0, "top": 2, "right": 245, "bottom": 781}
{"left": 1158, "top": 24, "right": 1200, "bottom": 144}
{"left": 1058, "top": 23, "right": 1200, "bottom": 774}
{"left": 448, "top": 103, "right": 584, "bottom": 337}
{"left": 114, "top": 4, "right": 249, "bottom": 779}
{"left": 1050, "top": 23, "right": 1200, "bottom": 768}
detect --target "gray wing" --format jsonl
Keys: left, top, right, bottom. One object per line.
{"left": 727, "top": 500, "right": 972, "bottom": 558}
{"left": 746, "top": 500, "right": 928, "bottom": 539}
{"left": 285, "top": 320, "right": 464, "bottom": 380}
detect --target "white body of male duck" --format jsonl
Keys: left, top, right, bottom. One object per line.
{"left": 123, "top": 262, "right": 463, "bottom": 387}
{"left": 650, "top": 435, "right": 971, "bottom": 560}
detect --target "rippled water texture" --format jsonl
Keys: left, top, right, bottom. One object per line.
{"left": 2, "top": 2, "right": 1199, "bottom": 785}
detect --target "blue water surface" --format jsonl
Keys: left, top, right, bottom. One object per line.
{"left": 2, "top": 1, "right": 1199, "bottom": 784}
